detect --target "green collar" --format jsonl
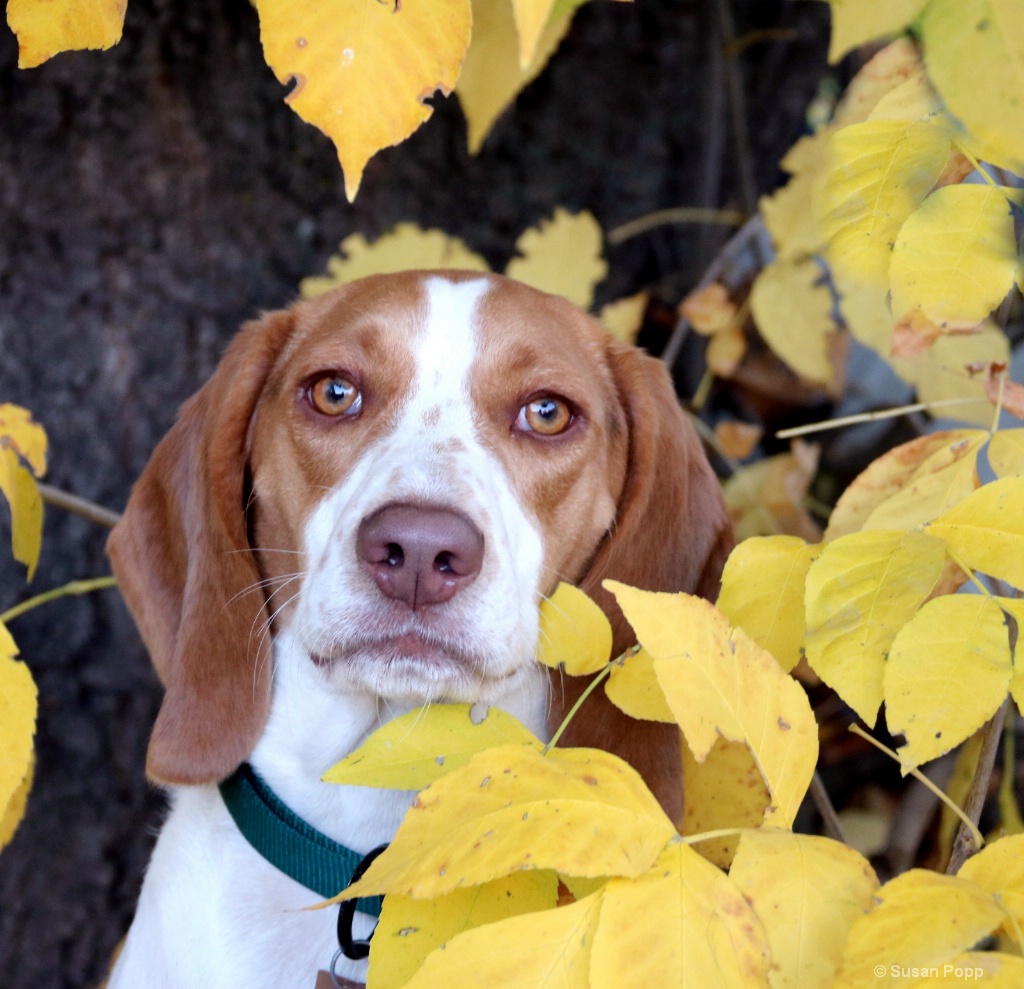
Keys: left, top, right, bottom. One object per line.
{"left": 218, "top": 763, "right": 383, "bottom": 917}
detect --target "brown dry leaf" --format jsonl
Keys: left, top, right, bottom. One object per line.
{"left": 723, "top": 441, "right": 820, "bottom": 542}
{"left": 715, "top": 420, "right": 762, "bottom": 461}
{"left": 832, "top": 38, "right": 924, "bottom": 127}
{"left": 679, "top": 283, "right": 737, "bottom": 335}
{"left": 986, "top": 372, "right": 1024, "bottom": 420}
{"left": 891, "top": 309, "right": 948, "bottom": 359}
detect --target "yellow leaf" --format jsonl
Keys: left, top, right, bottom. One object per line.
{"left": 859, "top": 430, "right": 986, "bottom": 532}
{"left": 511, "top": 0, "right": 558, "bottom": 69}
{"left": 1001, "top": 599, "right": 1024, "bottom": 713}
{"left": 591, "top": 842, "right": 770, "bottom": 989}
{"left": 825, "top": 430, "right": 986, "bottom": 540}
{"left": 706, "top": 324, "right": 747, "bottom": 379}
{"left": 537, "top": 583, "right": 613, "bottom": 676}
{"left": 908, "top": 953, "right": 1024, "bottom": 989}
{"left": 400, "top": 889, "right": 601, "bottom": 989}
{"left": 323, "top": 703, "right": 542, "bottom": 790}
{"left": 761, "top": 171, "right": 824, "bottom": 261}
{"left": 504, "top": 209, "right": 606, "bottom": 309}
{"left": 7, "top": 0, "right": 125, "bottom": 68}
{"left": 890, "top": 185, "right": 1021, "bottom": 327}
{"left": 824, "top": 0, "right": 929, "bottom": 64}
{"left": 835, "top": 275, "right": 895, "bottom": 354}
{"left": 458, "top": 0, "right": 576, "bottom": 154}
{"left": 919, "top": 0, "right": 1024, "bottom": 173}
{"left": 598, "top": 291, "right": 648, "bottom": 345}
{"left": 884, "top": 595, "right": 1015, "bottom": 769}
{"left": 0, "top": 404, "right": 48, "bottom": 477}
{"left": 605, "top": 584, "right": 818, "bottom": 828}
{"left": 730, "top": 830, "right": 879, "bottom": 989}
{"left": 338, "top": 744, "right": 675, "bottom": 901}
{"left": 833, "top": 38, "right": 926, "bottom": 128}
{"left": 605, "top": 647, "right": 674, "bottom": 723}
{"left": 368, "top": 872, "right": 558, "bottom": 989}
{"left": 928, "top": 476, "right": 1024, "bottom": 586}
{"left": 958, "top": 832, "right": 1024, "bottom": 947}
{"left": 0, "top": 751, "right": 33, "bottom": 853}
{"left": 0, "top": 447, "right": 44, "bottom": 581}
{"left": 0, "top": 624, "right": 37, "bottom": 847}
{"left": 892, "top": 320, "right": 1010, "bottom": 428}
{"left": 254, "top": 0, "right": 472, "bottom": 201}
{"left": 716, "top": 535, "right": 821, "bottom": 673}
{"left": 866, "top": 68, "right": 942, "bottom": 123}
{"left": 803, "top": 530, "right": 947, "bottom": 724}
{"left": 750, "top": 257, "right": 836, "bottom": 385}
{"left": 300, "top": 223, "right": 489, "bottom": 298}
{"left": 819, "top": 119, "right": 951, "bottom": 285}
{"left": 834, "top": 870, "right": 1005, "bottom": 989}
{"left": 681, "top": 738, "right": 769, "bottom": 869}
{"left": 989, "top": 429, "right": 1024, "bottom": 479}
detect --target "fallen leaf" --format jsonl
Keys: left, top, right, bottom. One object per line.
{"left": 958, "top": 832, "right": 1024, "bottom": 946}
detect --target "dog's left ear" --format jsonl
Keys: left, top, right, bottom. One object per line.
{"left": 555, "top": 339, "right": 734, "bottom": 822}
{"left": 108, "top": 310, "right": 296, "bottom": 785}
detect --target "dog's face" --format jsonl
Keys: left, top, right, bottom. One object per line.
{"left": 247, "top": 274, "right": 625, "bottom": 703}
{"left": 108, "top": 270, "right": 731, "bottom": 811}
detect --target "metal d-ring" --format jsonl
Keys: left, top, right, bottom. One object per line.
{"left": 336, "top": 843, "right": 389, "bottom": 962}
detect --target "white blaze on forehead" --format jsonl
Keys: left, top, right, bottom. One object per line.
{"left": 406, "top": 276, "right": 491, "bottom": 428}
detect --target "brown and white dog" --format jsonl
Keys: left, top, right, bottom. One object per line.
{"left": 106, "top": 271, "right": 731, "bottom": 988}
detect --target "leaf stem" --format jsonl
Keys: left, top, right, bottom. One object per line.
{"left": 848, "top": 723, "right": 985, "bottom": 854}
{"left": 679, "top": 826, "right": 745, "bottom": 847}
{"left": 37, "top": 482, "right": 121, "bottom": 529}
{"left": 545, "top": 664, "right": 613, "bottom": 753}
{"left": 0, "top": 576, "right": 118, "bottom": 625}
{"left": 946, "top": 699, "right": 1008, "bottom": 873}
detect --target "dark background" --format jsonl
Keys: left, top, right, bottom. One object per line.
{"left": 0, "top": 1, "right": 829, "bottom": 985}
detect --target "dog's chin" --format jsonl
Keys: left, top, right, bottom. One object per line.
{"left": 312, "top": 633, "right": 487, "bottom": 703}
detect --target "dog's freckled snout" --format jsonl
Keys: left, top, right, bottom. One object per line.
{"left": 357, "top": 503, "right": 484, "bottom": 610}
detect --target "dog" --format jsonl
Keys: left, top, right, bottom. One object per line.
{"left": 105, "top": 270, "right": 731, "bottom": 988}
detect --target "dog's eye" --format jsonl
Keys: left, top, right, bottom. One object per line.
{"left": 517, "top": 396, "right": 573, "bottom": 436}
{"left": 309, "top": 375, "right": 361, "bottom": 417}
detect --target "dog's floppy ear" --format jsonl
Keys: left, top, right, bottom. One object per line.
{"left": 107, "top": 310, "right": 296, "bottom": 785}
{"left": 555, "top": 340, "right": 734, "bottom": 822}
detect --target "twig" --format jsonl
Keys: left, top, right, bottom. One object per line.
{"left": 606, "top": 207, "right": 747, "bottom": 246}
{"left": 946, "top": 699, "right": 1008, "bottom": 874}
{"left": 774, "top": 397, "right": 989, "bottom": 439}
{"left": 809, "top": 771, "right": 847, "bottom": 844}
{"left": 0, "top": 576, "right": 119, "bottom": 625}
{"left": 37, "top": 482, "right": 121, "bottom": 529}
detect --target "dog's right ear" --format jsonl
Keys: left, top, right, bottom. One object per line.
{"left": 107, "top": 309, "right": 296, "bottom": 786}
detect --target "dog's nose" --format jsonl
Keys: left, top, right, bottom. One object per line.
{"left": 357, "top": 503, "right": 485, "bottom": 610}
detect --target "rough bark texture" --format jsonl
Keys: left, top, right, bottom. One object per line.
{"left": 0, "top": 1, "right": 828, "bottom": 985}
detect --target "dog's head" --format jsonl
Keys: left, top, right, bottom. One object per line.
{"left": 108, "top": 271, "right": 731, "bottom": 815}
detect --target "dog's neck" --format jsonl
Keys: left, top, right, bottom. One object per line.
{"left": 248, "top": 629, "right": 550, "bottom": 857}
